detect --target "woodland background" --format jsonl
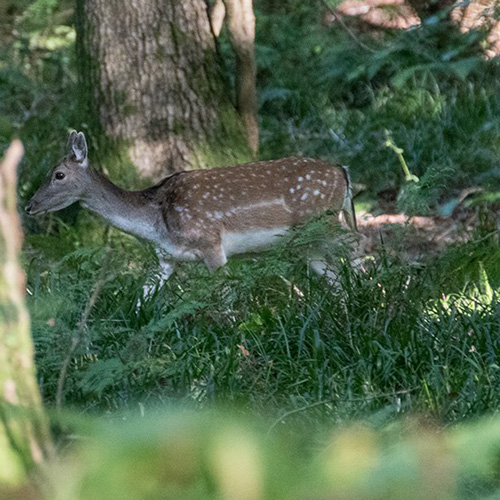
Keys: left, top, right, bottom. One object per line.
{"left": 2, "top": 0, "right": 500, "bottom": 498}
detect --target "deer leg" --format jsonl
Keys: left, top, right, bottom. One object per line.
{"left": 308, "top": 232, "right": 367, "bottom": 289}
{"left": 307, "top": 234, "right": 352, "bottom": 289}
{"left": 202, "top": 243, "right": 227, "bottom": 274}
{"left": 308, "top": 257, "right": 342, "bottom": 289}
{"left": 141, "top": 249, "right": 175, "bottom": 301}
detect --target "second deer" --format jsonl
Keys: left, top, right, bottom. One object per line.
{"left": 26, "top": 131, "right": 358, "bottom": 296}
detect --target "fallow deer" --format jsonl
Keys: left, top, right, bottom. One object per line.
{"left": 26, "top": 131, "right": 357, "bottom": 297}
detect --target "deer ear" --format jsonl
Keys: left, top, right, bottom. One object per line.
{"left": 69, "top": 131, "right": 88, "bottom": 166}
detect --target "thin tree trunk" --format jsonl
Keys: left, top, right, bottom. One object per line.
{"left": 451, "top": 0, "right": 500, "bottom": 57}
{"left": 76, "top": 0, "right": 250, "bottom": 179}
{"left": 486, "top": 17, "right": 500, "bottom": 57}
{"left": 210, "top": 0, "right": 226, "bottom": 37}
{"left": 0, "top": 142, "right": 52, "bottom": 486}
{"left": 223, "top": 0, "right": 259, "bottom": 155}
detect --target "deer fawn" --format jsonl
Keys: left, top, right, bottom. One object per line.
{"left": 26, "top": 131, "right": 357, "bottom": 297}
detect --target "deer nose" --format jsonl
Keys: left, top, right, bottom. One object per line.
{"left": 25, "top": 202, "right": 33, "bottom": 214}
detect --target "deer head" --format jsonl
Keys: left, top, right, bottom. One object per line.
{"left": 25, "top": 131, "right": 91, "bottom": 215}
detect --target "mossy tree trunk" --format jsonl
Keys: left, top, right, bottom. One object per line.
{"left": 0, "top": 141, "right": 52, "bottom": 486}
{"left": 209, "top": 0, "right": 258, "bottom": 154}
{"left": 222, "top": 0, "right": 258, "bottom": 155}
{"left": 75, "top": 0, "right": 252, "bottom": 180}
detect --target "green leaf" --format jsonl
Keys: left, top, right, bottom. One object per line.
{"left": 447, "top": 57, "right": 480, "bottom": 81}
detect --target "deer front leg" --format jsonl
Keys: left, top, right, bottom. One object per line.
{"left": 141, "top": 249, "right": 175, "bottom": 301}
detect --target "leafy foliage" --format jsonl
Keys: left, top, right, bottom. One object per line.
{"left": 10, "top": 410, "right": 500, "bottom": 500}
{"left": 0, "top": 0, "right": 497, "bottom": 423}
{"left": 256, "top": 3, "right": 500, "bottom": 212}
{"left": 21, "top": 216, "right": 500, "bottom": 426}
{"left": 3, "top": 2, "right": 500, "bottom": 493}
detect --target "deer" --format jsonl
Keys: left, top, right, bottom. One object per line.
{"left": 26, "top": 131, "right": 358, "bottom": 298}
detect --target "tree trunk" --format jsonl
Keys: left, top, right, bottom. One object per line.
{"left": 222, "top": 0, "right": 259, "bottom": 155}
{"left": 75, "top": 0, "right": 251, "bottom": 179}
{"left": 210, "top": 0, "right": 226, "bottom": 37}
{"left": 0, "top": 142, "right": 52, "bottom": 486}
{"left": 455, "top": 0, "right": 500, "bottom": 57}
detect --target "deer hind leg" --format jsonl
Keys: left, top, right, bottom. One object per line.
{"left": 308, "top": 256, "right": 342, "bottom": 289}
{"left": 202, "top": 242, "right": 227, "bottom": 274}
{"left": 307, "top": 232, "right": 362, "bottom": 289}
{"left": 308, "top": 230, "right": 369, "bottom": 290}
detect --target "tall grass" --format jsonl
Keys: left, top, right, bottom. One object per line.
{"left": 23, "top": 216, "right": 500, "bottom": 426}
{"left": 1, "top": 0, "right": 500, "bottom": 427}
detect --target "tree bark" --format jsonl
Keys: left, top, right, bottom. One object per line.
{"left": 76, "top": 0, "right": 250, "bottom": 179}
{"left": 0, "top": 142, "right": 52, "bottom": 486}
{"left": 330, "top": 0, "right": 419, "bottom": 29}
{"left": 455, "top": 0, "right": 500, "bottom": 57}
{"left": 210, "top": 0, "right": 226, "bottom": 37}
{"left": 222, "top": 0, "right": 259, "bottom": 155}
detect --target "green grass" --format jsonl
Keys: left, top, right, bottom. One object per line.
{"left": 3, "top": 2, "right": 500, "bottom": 498}
{"left": 22, "top": 216, "right": 500, "bottom": 426}
{"left": 0, "top": 0, "right": 498, "bottom": 426}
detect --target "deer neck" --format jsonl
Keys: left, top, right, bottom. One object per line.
{"left": 81, "top": 169, "right": 159, "bottom": 240}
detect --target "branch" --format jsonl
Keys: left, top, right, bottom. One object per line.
{"left": 55, "top": 252, "right": 113, "bottom": 411}
{"left": 320, "top": 0, "right": 377, "bottom": 53}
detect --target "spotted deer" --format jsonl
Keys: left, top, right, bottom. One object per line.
{"left": 26, "top": 131, "right": 357, "bottom": 296}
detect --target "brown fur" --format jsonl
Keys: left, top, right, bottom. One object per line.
{"left": 26, "top": 131, "right": 356, "bottom": 288}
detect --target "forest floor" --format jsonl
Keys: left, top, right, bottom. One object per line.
{"left": 357, "top": 200, "right": 499, "bottom": 263}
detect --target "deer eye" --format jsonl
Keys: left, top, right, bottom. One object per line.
{"left": 55, "top": 171, "right": 66, "bottom": 180}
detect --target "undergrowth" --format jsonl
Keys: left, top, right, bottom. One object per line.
{"left": 23, "top": 216, "right": 500, "bottom": 426}
{"left": 1, "top": 0, "right": 500, "bottom": 428}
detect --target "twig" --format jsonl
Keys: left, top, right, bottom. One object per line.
{"left": 266, "top": 387, "right": 416, "bottom": 436}
{"left": 55, "top": 251, "right": 113, "bottom": 411}
{"left": 267, "top": 400, "right": 329, "bottom": 436}
{"left": 319, "top": 0, "right": 377, "bottom": 53}
{"left": 384, "top": 129, "right": 419, "bottom": 183}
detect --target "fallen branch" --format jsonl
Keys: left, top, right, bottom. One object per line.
{"left": 55, "top": 252, "right": 113, "bottom": 411}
